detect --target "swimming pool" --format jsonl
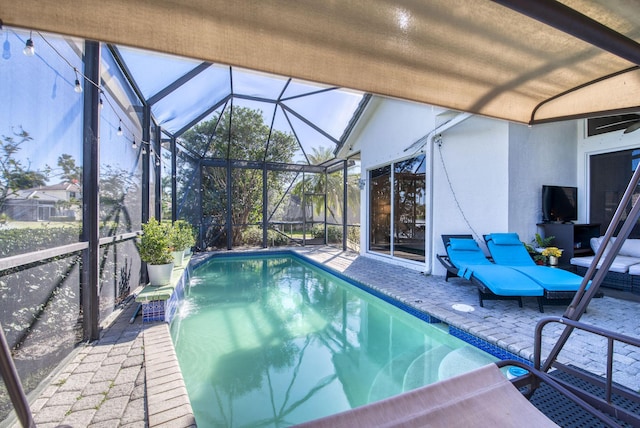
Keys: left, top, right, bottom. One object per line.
{"left": 170, "top": 253, "right": 498, "bottom": 427}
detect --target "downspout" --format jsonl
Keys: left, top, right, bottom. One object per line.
{"left": 404, "top": 112, "right": 472, "bottom": 274}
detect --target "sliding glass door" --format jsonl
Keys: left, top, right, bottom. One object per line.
{"left": 369, "top": 165, "right": 391, "bottom": 254}
{"left": 369, "top": 155, "right": 426, "bottom": 262}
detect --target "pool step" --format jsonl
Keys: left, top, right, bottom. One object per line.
{"left": 402, "top": 345, "right": 454, "bottom": 391}
{"left": 404, "top": 345, "right": 497, "bottom": 391}
{"left": 367, "top": 345, "right": 449, "bottom": 403}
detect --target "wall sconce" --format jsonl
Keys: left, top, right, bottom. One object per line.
{"left": 358, "top": 178, "right": 366, "bottom": 190}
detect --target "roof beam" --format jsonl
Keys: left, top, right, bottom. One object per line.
{"left": 107, "top": 45, "right": 147, "bottom": 107}
{"left": 280, "top": 103, "right": 339, "bottom": 145}
{"left": 174, "top": 94, "right": 231, "bottom": 137}
{"left": 147, "top": 62, "right": 211, "bottom": 106}
{"left": 492, "top": 0, "right": 640, "bottom": 66}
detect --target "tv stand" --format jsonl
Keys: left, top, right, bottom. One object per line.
{"left": 537, "top": 223, "right": 600, "bottom": 264}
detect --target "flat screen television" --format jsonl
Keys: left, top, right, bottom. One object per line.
{"left": 542, "top": 185, "right": 577, "bottom": 223}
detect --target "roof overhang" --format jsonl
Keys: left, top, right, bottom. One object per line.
{"left": 2, "top": 0, "right": 640, "bottom": 125}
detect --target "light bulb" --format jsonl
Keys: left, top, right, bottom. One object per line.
{"left": 155, "top": 158, "right": 160, "bottom": 166}
{"left": 74, "top": 79, "right": 83, "bottom": 93}
{"left": 132, "top": 139, "right": 137, "bottom": 149}
{"left": 142, "top": 146, "right": 147, "bottom": 155}
{"left": 99, "top": 97, "right": 104, "bottom": 109}
{"left": 23, "top": 37, "right": 34, "bottom": 56}
{"left": 3, "top": 35, "right": 11, "bottom": 60}
{"left": 117, "top": 121, "right": 123, "bottom": 136}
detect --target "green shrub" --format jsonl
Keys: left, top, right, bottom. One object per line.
{"left": 168, "top": 219, "right": 196, "bottom": 250}
{"left": 137, "top": 218, "right": 173, "bottom": 264}
{"left": 0, "top": 225, "right": 81, "bottom": 258}
{"left": 326, "top": 226, "right": 342, "bottom": 243}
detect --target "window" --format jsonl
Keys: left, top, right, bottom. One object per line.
{"left": 369, "top": 155, "right": 426, "bottom": 262}
{"left": 590, "top": 148, "right": 640, "bottom": 237}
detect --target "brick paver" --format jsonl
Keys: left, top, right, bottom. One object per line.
{"left": 13, "top": 246, "right": 640, "bottom": 427}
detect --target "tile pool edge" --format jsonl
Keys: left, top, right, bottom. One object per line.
{"left": 143, "top": 323, "right": 196, "bottom": 427}
{"left": 195, "top": 250, "right": 532, "bottom": 366}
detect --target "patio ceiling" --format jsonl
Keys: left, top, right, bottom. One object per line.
{"left": 3, "top": 0, "right": 640, "bottom": 125}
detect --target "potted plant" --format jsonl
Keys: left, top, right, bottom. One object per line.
{"left": 523, "top": 242, "right": 546, "bottom": 265}
{"left": 542, "top": 246, "right": 563, "bottom": 266}
{"left": 168, "top": 220, "right": 195, "bottom": 267}
{"left": 533, "top": 233, "right": 555, "bottom": 251}
{"left": 137, "top": 218, "right": 174, "bottom": 286}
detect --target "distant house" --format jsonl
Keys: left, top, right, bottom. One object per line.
{"left": 2, "top": 182, "right": 82, "bottom": 221}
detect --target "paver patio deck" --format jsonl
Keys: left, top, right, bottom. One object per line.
{"left": 8, "top": 246, "right": 640, "bottom": 427}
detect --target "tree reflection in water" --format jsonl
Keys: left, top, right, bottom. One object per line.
{"left": 172, "top": 255, "right": 495, "bottom": 427}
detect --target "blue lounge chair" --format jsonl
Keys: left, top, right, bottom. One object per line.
{"left": 484, "top": 233, "right": 591, "bottom": 303}
{"left": 438, "top": 235, "right": 545, "bottom": 311}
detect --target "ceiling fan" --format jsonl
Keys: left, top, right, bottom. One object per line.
{"left": 624, "top": 120, "right": 640, "bottom": 134}
{"left": 592, "top": 114, "right": 640, "bottom": 135}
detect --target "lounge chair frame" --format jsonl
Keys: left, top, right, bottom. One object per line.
{"left": 438, "top": 234, "right": 543, "bottom": 311}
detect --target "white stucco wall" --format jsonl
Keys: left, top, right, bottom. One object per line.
{"left": 508, "top": 121, "right": 577, "bottom": 241}
{"left": 430, "top": 116, "right": 510, "bottom": 273}
{"left": 346, "top": 95, "right": 583, "bottom": 276}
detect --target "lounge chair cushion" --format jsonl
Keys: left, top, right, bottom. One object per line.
{"left": 487, "top": 232, "right": 586, "bottom": 291}
{"left": 447, "top": 239, "right": 492, "bottom": 266}
{"left": 462, "top": 265, "right": 544, "bottom": 296}
{"left": 296, "top": 363, "right": 559, "bottom": 428}
{"left": 510, "top": 266, "right": 587, "bottom": 291}
{"left": 485, "top": 233, "right": 534, "bottom": 266}
{"left": 449, "top": 238, "right": 482, "bottom": 251}
{"left": 488, "top": 233, "right": 522, "bottom": 246}
{"left": 446, "top": 237, "right": 543, "bottom": 296}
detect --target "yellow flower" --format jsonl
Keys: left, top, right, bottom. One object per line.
{"left": 541, "top": 246, "right": 563, "bottom": 258}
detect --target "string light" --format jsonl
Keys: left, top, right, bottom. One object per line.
{"left": 29, "top": 29, "right": 147, "bottom": 149}
{"left": 141, "top": 146, "right": 147, "bottom": 155}
{"left": 23, "top": 31, "right": 34, "bottom": 56}
{"left": 73, "top": 68, "right": 82, "bottom": 93}
{"left": 3, "top": 32, "right": 11, "bottom": 60}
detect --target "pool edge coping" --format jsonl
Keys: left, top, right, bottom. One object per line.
{"left": 144, "top": 322, "right": 197, "bottom": 428}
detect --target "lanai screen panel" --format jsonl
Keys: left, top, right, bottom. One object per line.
{"left": 100, "top": 46, "right": 144, "bottom": 236}
{"left": 267, "top": 170, "right": 302, "bottom": 247}
{"left": 115, "top": 46, "right": 201, "bottom": 100}
{"left": 347, "top": 159, "right": 362, "bottom": 252}
{"left": 327, "top": 167, "right": 344, "bottom": 247}
{"left": 231, "top": 168, "right": 263, "bottom": 247}
{"left": 0, "top": 29, "right": 86, "bottom": 420}
{"left": 303, "top": 172, "right": 326, "bottom": 244}
{"left": 201, "top": 165, "right": 227, "bottom": 249}
{"left": 175, "top": 150, "right": 201, "bottom": 228}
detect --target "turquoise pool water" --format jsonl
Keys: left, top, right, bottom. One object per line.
{"left": 170, "top": 254, "right": 497, "bottom": 427}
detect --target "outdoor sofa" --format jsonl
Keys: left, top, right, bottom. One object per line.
{"left": 570, "top": 236, "right": 640, "bottom": 292}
